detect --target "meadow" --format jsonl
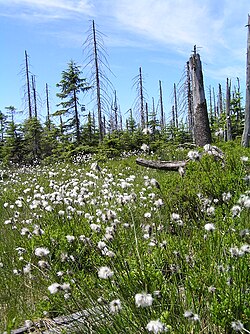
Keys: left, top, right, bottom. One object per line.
{"left": 0, "top": 142, "right": 249, "bottom": 333}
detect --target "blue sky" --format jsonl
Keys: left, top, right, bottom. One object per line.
{"left": 1, "top": 0, "right": 249, "bottom": 125}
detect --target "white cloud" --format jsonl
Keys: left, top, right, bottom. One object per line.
{"left": 0, "top": 0, "right": 94, "bottom": 20}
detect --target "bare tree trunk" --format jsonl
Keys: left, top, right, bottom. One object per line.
{"left": 218, "top": 83, "right": 223, "bottom": 117}
{"left": 46, "top": 83, "right": 51, "bottom": 131}
{"left": 159, "top": 80, "right": 165, "bottom": 129}
{"left": 32, "top": 75, "right": 37, "bottom": 118}
{"left": 226, "top": 78, "right": 232, "bottom": 141}
{"left": 92, "top": 20, "right": 103, "bottom": 142}
{"left": 242, "top": 14, "right": 250, "bottom": 147}
{"left": 187, "top": 61, "right": 193, "bottom": 139}
{"left": 114, "top": 90, "right": 118, "bottom": 131}
{"left": 174, "top": 83, "right": 178, "bottom": 128}
{"left": 145, "top": 102, "right": 149, "bottom": 127}
{"left": 139, "top": 67, "right": 145, "bottom": 128}
{"left": 172, "top": 105, "right": 175, "bottom": 127}
{"left": 213, "top": 86, "right": 217, "bottom": 119}
{"left": 25, "top": 50, "right": 32, "bottom": 119}
{"left": 189, "top": 49, "right": 212, "bottom": 146}
{"left": 152, "top": 97, "right": 156, "bottom": 134}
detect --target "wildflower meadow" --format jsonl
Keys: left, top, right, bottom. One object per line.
{"left": 0, "top": 142, "right": 249, "bottom": 333}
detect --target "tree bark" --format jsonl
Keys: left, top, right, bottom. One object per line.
{"left": 189, "top": 51, "right": 212, "bottom": 146}
{"left": 242, "top": 14, "right": 250, "bottom": 147}
{"left": 187, "top": 61, "right": 194, "bottom": 138}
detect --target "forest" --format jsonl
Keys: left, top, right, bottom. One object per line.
{"left": 0, "top": 18, "right": 249, "bottom": 166}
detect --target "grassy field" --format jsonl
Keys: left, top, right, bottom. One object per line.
{"left": 0, "top": 143, "right": 249, "bottom": 333}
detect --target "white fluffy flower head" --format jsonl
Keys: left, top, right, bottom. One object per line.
{"left": 135, "top": 292, "right": 153, "bottom": 307}
{"left": 34, "top": 247, "right": 50, "bottom": 257}
{"left": 98, "top": 266, "right": 114, "bottom": 279}
{"left": 146, "top": 319, "right": 167, "bottom": 333}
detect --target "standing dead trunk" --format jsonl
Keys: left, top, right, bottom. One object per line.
{"left": 226, "top": 78, "right": 232, "bottom": 141}
{"left": 187, "top": 61, "right": 194, "bottom": 139}
{"left": 242, "top": 14, "right": 250, "bottom": 147}
{"left": 114, "top": 90, "right": 118, "bottom": 131}
{"left": 25, "top": 50, "right": 32, "bottom": 119}
{"left": 139, "top": 67, "right": 145, "bottom": 128}
{"left": 46, "top": 83, "right": 51, "bottom": 131}
{"left": 32, "top": 75, "right": 37, "bottom": 118}
{"left": 159, "top": 80, "right": 165, "bottom": 130}
{"left": 218, "top": 83, "right": 223, "bottom": 117}
{"left": 145, "top": 102, "right": 149, "bottom": 127}
{"left": 189, "top": 50, "right": 212, "bottom": 146}
{"left": 172, "top": 105, "right": 175, "bottom": 127}
{"left": 174, "top": 83, "right": 178, "bottom": 128}
{"left": 92, "top": 20, "right": 103, "bottom": 142}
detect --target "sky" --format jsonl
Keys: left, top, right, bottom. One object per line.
{"left": 1, "top": 0, "right": 249, "bottom": 125}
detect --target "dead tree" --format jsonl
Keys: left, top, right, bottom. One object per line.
{"left": 145, "top": 102, "right": 149, "bottom": 127}
{"left": 31, "top": 75, "right": 37, "bottom": 118}
{"left": 136, "top": 158, "right": 187, "bottom": 171}
{"left": 226, "top": 78, "right": 232, "bottom": 141}
{"left": 189, "top": 47, "right": 212, "bottom": 146}
{"left": 132, "top": 67, "right": 147, "bottom": 128}
{"left": 93, "top": 20, "right": 102, "bottom": 141}
{"left": 242, "top": 14, "right": 250, "bottom": 147}
{"left": 187, "top": 61, "right": 194, "bottom": 137}
{"left": 218, "top": 83, "right": 223, "bottom": 117}
{"left": 139, "top": 67, "right": 145, "bottom": 128}
{"left": 25, "top": 50, "right": 32, "bottom": 119}
{"left": 173, "top": 83, "right": 178, "bottom": 128}
{"left": 83, "top": 20, "right": 114, "bottom": 142}
{"left": 46, "top": 83, "right": 51, "bottom": 130}
{"left": 172, "top": 105, "right": 175, "bottom": 127}
{"left": 113, "top": 90, "right": 118, "bottom": 131}
{"left": 159, "top": 80, "right": 165, "bottom": 129}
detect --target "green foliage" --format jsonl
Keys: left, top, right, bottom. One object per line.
{"left": 0, "top": 142, "right": 249, "bottom": 333}
{"left": 56, "top": 60, "right": 92, "bottom": 142}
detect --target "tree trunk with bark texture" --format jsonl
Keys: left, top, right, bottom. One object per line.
{"left": 189, "top": 51, "right": 212, "bottom": 146}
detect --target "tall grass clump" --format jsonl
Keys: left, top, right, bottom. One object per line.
{"left": 0, "top": 142, "right": 249, "bottom": 333}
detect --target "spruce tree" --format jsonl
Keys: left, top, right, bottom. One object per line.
{"left": 56, "top": 60, "right": 91, "bottom": 143}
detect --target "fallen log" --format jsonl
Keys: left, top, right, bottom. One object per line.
{"left": 136, "top": 158, "right": 187, "bottom": 171}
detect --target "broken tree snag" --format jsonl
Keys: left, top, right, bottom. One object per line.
{"left": 136, "top": 158, "right": 187, "bottom": 171}
{"left": 189, "top": 48, "right": 212, "bottom": 146}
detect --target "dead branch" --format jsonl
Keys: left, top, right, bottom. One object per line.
{"left": 136, "top": 158, "right": 187, "bottom": 171}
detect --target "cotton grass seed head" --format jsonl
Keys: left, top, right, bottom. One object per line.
{"left": 109, "top": 299, "right": 122, "bottom": 314}
{"left": 204, "top": 223, "right": 215, "bottom": 231}
{"left": 34, "top": 247, "right": 50, "bottom": 257}
{"left": 146, "top": 319, "right": 167, "bottom": 333}
{"left": 231, "top": 320, "right": 244, "bottom": 331}
{"left": 135, "top": 292, "right": 153, "bottom": 307}
{"left": 98, "top": 266, "right": 114, "bottom": 279}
